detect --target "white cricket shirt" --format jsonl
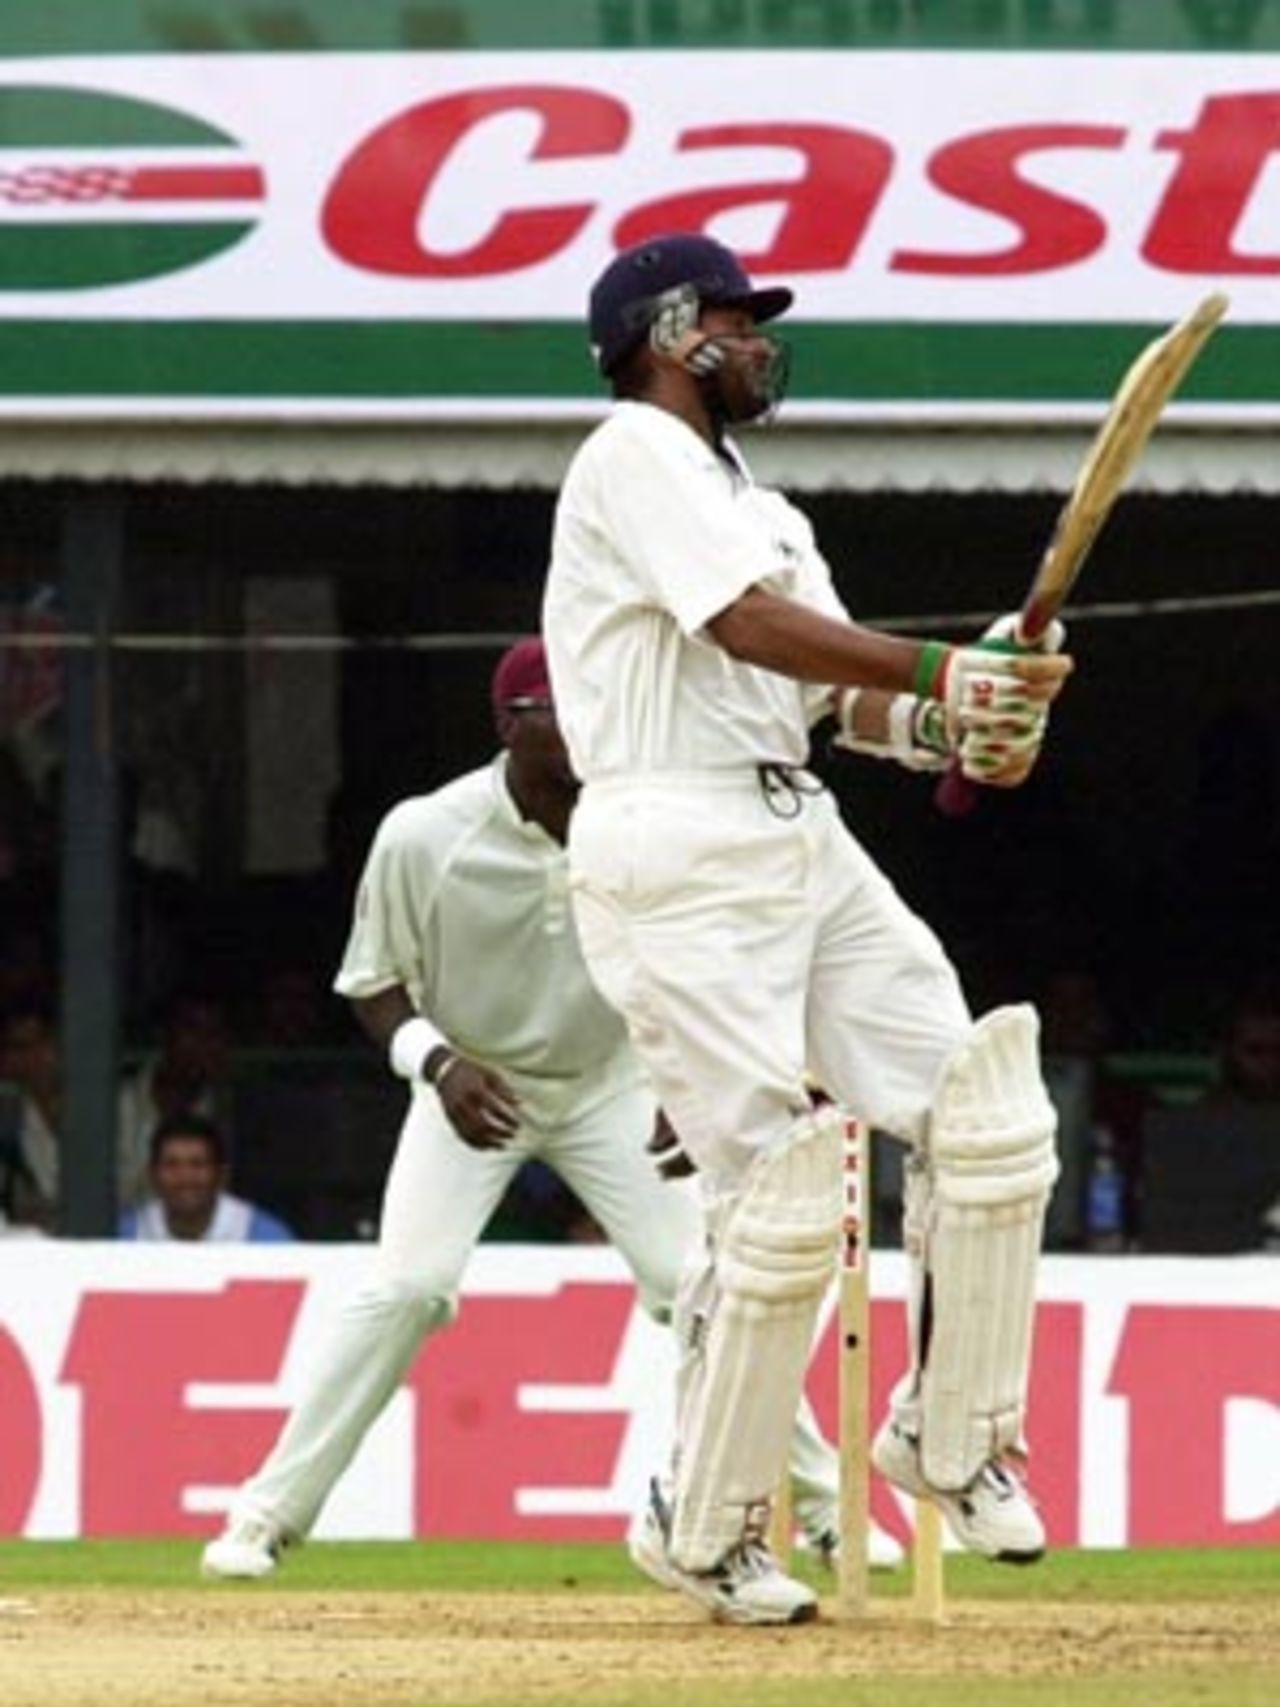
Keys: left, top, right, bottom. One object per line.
{"left": 335, "top": 757, "right": 633, "bottom": 1108}
{"left": 544, "top": 400, "right": 848, "bottom": 779}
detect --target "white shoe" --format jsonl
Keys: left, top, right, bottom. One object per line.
{"left": 200, "top": 1515, "right": 290, "bottom": 1580}
{"left": 794, "top": 1505, "right": 905, "bottom": 1571}
{"left": 627, "top": 1487, "right": 683, "bottom": 1592}
{"left": 872, "top": 1418, "right": 1045, "bottom": 1563}
{"left": 628, "top": 1481, "right": 819, "bottom": 1627}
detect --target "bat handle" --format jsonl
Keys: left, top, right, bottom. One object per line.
{"left": 933, "top": 762, "right": 978, "bottom": 818}
{"left": 1016, "top": 602, "right": 1051, "bottom": 648}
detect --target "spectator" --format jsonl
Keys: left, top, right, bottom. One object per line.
{"left": 1, "top": 1110, "right": 46, "bottom": 1236}
{"left": 0, "top": 1002, "right": 60, "bottom": 1230}
{"left": 1137, "top": 978, "right": 1280, "bottom": 1253}
{"left": 0, "top": 998, "right": 238, "bottom": 1226}
{"left": 118, "top": 1114, "right": 293, "bottom": 1243}
{"left": 1200, "top": 981, "right": 1280, "bottom": 1108}
{"left": 118, "top": 989, "right": 235, "bottom": 1194}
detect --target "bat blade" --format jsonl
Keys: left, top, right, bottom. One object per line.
{"left": 1017, "top": 290, "right": 1229, "bottom": 642}
{"left": 935, "top": 291, "right": 1229, "bottom": 817}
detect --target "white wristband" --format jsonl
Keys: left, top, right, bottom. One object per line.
{"left": 886, "top": 693, "right": 917, "bottom": 763}
{"left": 389, "top": 1016, "right": 447, "bottom": 1083}
{"left": 835, "top": 686, "right": 860, "bottom": 742}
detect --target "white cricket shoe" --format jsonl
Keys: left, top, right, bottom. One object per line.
{"left": 628, "top": 1481, "right": 819, "bottom": 1626}
{"left": 200, "top": 1515, "right": 290, "bottom": 1580}
{"left": 795, "top": 1504, "right": 905, "bottom": 1572}
{"left": 872, "top": 1418, "right": 1045, "bottom": 1563}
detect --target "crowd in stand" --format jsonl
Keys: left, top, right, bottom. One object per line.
{"left": 1, "top": 705, "right": 1278, "bottom": 1249}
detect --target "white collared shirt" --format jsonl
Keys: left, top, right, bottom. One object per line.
{"left": 335, "top": 756, "right": 635, "bottom": 1122}
{"left": 544, "top": 400, "right": 847, "bottom": 779}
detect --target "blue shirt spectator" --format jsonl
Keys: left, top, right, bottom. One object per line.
{"left": 117, "top": 1113, "right": 293, "bottom": 1244}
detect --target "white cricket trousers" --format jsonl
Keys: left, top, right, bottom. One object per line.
{"left": 569, "top": 772, "right": 972, "bottom": 1186}
{"left": 569, "top": 771, "right": 972, "bottom": 1562}
{"left": 235, "top": 1068, "right": 706, "bottom": 1539}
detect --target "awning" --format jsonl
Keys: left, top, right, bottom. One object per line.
{"left": 0, "top": 408, "right": 1274, "bottom": 495}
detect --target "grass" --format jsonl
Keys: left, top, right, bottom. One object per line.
{"left": 1, "top": 1536, "right": 1276, "bottom": 1600}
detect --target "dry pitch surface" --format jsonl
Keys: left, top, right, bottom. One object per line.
{"left": 2, "top": 1586, "right": 1278, "bottom": 1707}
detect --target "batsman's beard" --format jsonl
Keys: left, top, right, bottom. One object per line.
{"left": 700, "top": 335, "right": 791, "bottom": 426}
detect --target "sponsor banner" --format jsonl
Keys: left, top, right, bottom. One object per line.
{"left": 0, "top": 1241, "right": 1275, "bottom": 1548}
{"left": 0, "top": 54, "right": 1276, "bottom": 325}
{"left": 0, "top": 52, "right": 1275, "bottom": 415}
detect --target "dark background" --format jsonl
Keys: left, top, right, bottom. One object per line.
{"left": 2, "top": 475, "right": 1276, "bottom": 1243}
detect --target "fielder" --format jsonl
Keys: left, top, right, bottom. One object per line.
{"left": 543, "top": 233, "right": 1072, "bottom": 1625}
{"left": 202, "top": 639, "right": 898, "bottom": 1579}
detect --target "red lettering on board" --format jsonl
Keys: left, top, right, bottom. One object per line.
{"left": 0, "top": 1325, "right": 41, "bottom": 1533}
{"left": 323, "top": 85, "right": 628, "bottom": 276}
{"left": 1110, "top": 1304, "right": 1280, "bottom": 1545}
{"left": 408, "top": 1282, "right": 633, "bottom": 1540}
{"left": 61, "top": 1280, "right": 301, "bottom": 1536}
{"left": 894, "top": 124, "right": 1124, "bottom": 274}
{"left": 616, "top": 123, "right": 893, "bottom": 270}
{"left": 1146, "top": 92, "right": 1280, "bottom": 273}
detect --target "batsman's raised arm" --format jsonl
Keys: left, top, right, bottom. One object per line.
{"left": 709, "top": 585, "right": 1073, "bottom": 790}
{"left": 709, "top": 583, "right": 1071, "bottom": 704}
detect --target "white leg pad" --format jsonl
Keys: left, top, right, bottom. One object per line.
{"left": 669, "top": 1106, "right": 843, "bottom": 1571}
{"left": 917, "top": 1004, "right": 1059, "bottom": 1490}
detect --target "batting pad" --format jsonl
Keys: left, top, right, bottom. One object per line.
{"left": 669, "top": 1106, "right": 843, "bottom": 1572}
{"left": 918, "top": 1005, "right": 1059, "bottom": 1491}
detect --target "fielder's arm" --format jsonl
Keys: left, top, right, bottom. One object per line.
{"left": 353, "top": 985, "right": 453, "bottom": 1086}
{"left": 352, "top": 985, "right": 521, "bottom": 1149}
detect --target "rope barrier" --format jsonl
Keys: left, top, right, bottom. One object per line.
{"left": 0, "top": 587, "right": 1277, "bottom": 650}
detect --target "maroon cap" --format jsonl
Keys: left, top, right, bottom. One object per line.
{"left": 491, "top": 637, "right": 552, "bottom": 712}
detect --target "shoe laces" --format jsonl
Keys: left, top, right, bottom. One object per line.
{"left": 978, "top": 1461, "right": 1016, "bottom": 1499}
{"left": 235, "top": 1516, "right": 284, "bottom": 1553}
{"left": 720, "top": 1501, "right": 780, "bottom": 1581}
{"left": 966, "top": 1456, "right": 1035, "bottom": 1514}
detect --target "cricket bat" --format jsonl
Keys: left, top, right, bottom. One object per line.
{"left": 934, "top": 290, "right": 1230, "bottom": 817}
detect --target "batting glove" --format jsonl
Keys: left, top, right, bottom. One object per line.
{"left": 957, "top": 686, "right": 1052, "bottom": 786}
{"left": 914, "top": 639, "right": 1071, "bottom": 748}
{"left": 980, "top": 611, "right": 1067, "bottom": 654}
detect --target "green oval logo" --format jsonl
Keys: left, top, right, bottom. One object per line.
{"left": 0, "top": 86, "right": 264, "bottom": 290}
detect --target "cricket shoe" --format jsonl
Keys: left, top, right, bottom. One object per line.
{"left": 628, "top": 1480, "right": 819, "bottom": 1626}
{"left": 794, "top": 1502, "right": 905, "bottom": 1572}
{"left": 872, "top": 1417, "right": 1045, "bottom": 1563}
{"left": 200, "top": 1514, "right": 292, "bottom": 1580}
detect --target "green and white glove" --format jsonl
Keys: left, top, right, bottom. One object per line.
{"left": 959, "top": 613, "right": 1066, "bottom": 782}
{"left": 913, "top": 616, "right": 1071, "bottom": 787}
